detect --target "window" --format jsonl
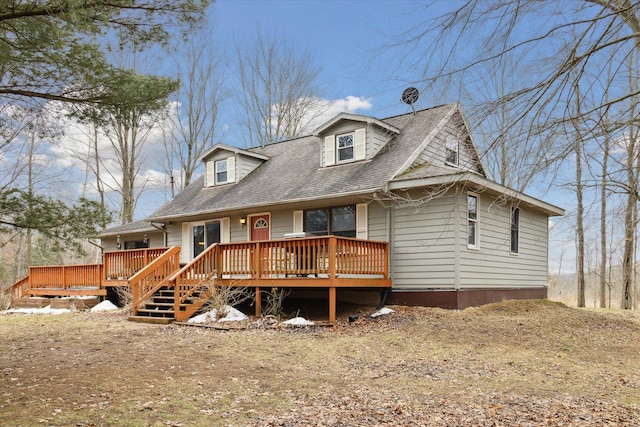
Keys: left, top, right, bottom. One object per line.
{"left": 510, "top": 207, "right": 520, "bottom": 254}
{"left": 337, "top": 132, "right": 354, "bottom": 163}
{"left": 215, "top": 160, "right": 228, "bottom": 184}
{"left": 445, "top": 136, "right": 459, "bottom": 166}
{"left": 304, "top": 205, "right": 356, "bottom": 237}
{"left": 124, "top": 240, "right": 149, "bottom": 249}
{"left": 467, "top": 195, "right": 478, "bottom": 248}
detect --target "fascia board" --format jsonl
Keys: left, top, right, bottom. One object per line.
{"left": 313, "top": 113, "right": 401, "bottom": 136}
{"left": 200, "top": 143, "right": 270, "bottom": 162}
{"left": 389, "top": 173, "right": 565, "bottom": 216}
{"left": 145, "top": 186, "right": 384, "bottom": 223}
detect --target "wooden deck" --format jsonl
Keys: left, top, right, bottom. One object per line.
{"left": 9, "top": 236, "right": 391, "bottom": 323}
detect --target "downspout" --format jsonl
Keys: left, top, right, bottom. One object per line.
{"left": 453, "top": 185, "right": 461, "bottom": 308}
{"left": 376, "top": 198, "right": 394, "bottom": 310}
{"left": 151, "top": 222, "right": 168, "bottom": 247}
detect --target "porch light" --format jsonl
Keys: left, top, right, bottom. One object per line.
{"left": 142, "top": 234, "right": 148, "bottom": 246}
{"left": 116, "top": 235, "right": 121, "bottom": 250}
{"left": 239, "top": 217, "right": 247, "bottom": 226}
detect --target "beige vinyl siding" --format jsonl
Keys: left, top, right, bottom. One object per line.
{"left": 391, "top": 193, "right": 457, "bottom": 290}
{"left": 458, "top": 192, "right": 550, "bottom": 288}
{"left": 167, "top": 225, "right": 182, "bottom": 249}
{"left": 367, "top": 202, "right": 388, "bottom": 242}
{"left": 367, "top": 123, "right": 393, "bottom": 159}
{"left": 237, "top": 155, "right": 263, "bottom": 181}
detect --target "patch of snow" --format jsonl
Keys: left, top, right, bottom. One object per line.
{"left": 187, "top": 305, "right": 248, "bottom": 323}
{"left": 370, "top": 307, "right": 395, "bottom": 318}
{"left": 90, "top": 300, "right": 119, "bottom": 312}
{"left": 283, "top": 317, "right": 314, "bottom": 326}
{"left": 218, "top": 306, "right": 249, "bottom": 322}
{"left": 3, "top": 305, "right": 70, "bottom": 315}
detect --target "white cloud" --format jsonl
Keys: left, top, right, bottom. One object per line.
{"left": 299, "top": 95, "right": 373, "bottom": 134}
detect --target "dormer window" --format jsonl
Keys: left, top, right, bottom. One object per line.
{"left": 337, "top": 132, "right": 354, "bottom": 163}
{"left": 445, "top": 135, "right": 459, "bottom": 166}
{"left": 205, "top": 155, "right": 236, "bottom": 187}
{"left": 215, "top": 160, "right": 228, "bottom": 184}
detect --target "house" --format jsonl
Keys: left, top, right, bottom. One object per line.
{"left": 97, "top": 103, "right": 563, "bottom": 317}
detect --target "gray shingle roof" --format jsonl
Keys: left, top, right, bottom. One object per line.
{"left": 147, "top": 104, "right": 456, "bottom": 222}
{"left": 98, "top": 219, "right": 159, "bottom": 237}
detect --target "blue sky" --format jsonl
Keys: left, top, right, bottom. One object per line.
{"left": 210, "top": 0, "right": 454, "bottom": 120}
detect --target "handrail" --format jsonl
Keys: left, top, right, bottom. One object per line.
{"left": 9, "top": 276, "right": 30, "bottom": 298}
{"left": 129, "top": 246, "right": 181, "bottom": 316}
{"left": 171, "top": 241, "right": 224, "bottom": 312}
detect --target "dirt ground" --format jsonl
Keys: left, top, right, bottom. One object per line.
{"left": 2, "top": 300, "right": 640, "bottom": 426}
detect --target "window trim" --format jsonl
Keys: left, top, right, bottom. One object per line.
{"left": 467, "top": 193, "right": 479, "bottom": 249}
{"left": 336, "top": 132, "right": 355, "bottom": 164}
{"left": 215, "top": 159, "right": 228, "bottom": 184}
{"left": 510, "top": 206, "right": 520, "bottom": 255}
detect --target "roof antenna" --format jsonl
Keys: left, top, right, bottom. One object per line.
{"left": 401, "top": 87, "right": 419, "bottom": 115}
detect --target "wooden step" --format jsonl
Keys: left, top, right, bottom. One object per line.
{"left": 136, "top": 308, "right": 175, "bottom": 317}
{"left": 128, "top": 316, "right": 174, "bottom": 325}
{"left": 143, "top": 302, "right": 174, "bottom": 309}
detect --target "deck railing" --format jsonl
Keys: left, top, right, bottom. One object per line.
{"left": 171, "top": 235, "right": 389, "bottom": 311}
{"left": 28, "top": 264, "right": 104, "bottom": 290}
{"left": 129, "top": 247, "right": 181, "bottom": 316}
{"left": 103, "top": 247, "right": 169, "bottom": 280}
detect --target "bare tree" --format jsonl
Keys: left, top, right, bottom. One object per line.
{"left": 83, "top": 69, "right": 177, "bottom": 224}
{"left": 572, "top": 81, "right": 587, "bottom": 308}
{"left": 235, "top": 30, "right": 323, "bottom": 148}
{"left": 390, "top": 0, "right": 640, "bottom": 308}
{"left": 167, "top": 26, "right": 226, "bottom": 191}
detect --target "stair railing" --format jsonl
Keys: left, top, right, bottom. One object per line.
{"left": 170, "top": 242, "right": 222, "bottom": 315}
{"left": 8, "top": 276, "right": 30, "bottom": 299}
{"left": 129, "top": 246, "right": 181, "bottom": 316}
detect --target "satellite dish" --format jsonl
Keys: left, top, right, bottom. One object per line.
{"left": 401, "top": 87, "right": 419, "bottom": 114}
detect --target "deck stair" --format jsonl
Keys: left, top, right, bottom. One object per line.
{"left": 128, "top": 286, "right": 208, "bottom": 324}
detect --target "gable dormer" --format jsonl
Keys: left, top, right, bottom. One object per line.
{"left": 313, "top": 113, "right": 400, "bottom": 167}
{"left": 394, "top": 105, "right": 486, "bottom": 180}
{"left": 201, "top": 144, "right": 270, "bottom": 187}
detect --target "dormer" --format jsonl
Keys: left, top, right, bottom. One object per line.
{"left": 201, "top": 144, "right": 270, "bottom": 188}
{"left": 313, "top": 113, "right": 401, "bottom": 167}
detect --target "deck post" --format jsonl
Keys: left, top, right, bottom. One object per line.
{"left": 255, "top": 286, "right": 261, "bottom": 317}
{"left": 329, "top": 287, "right": 336, "bottom": 324}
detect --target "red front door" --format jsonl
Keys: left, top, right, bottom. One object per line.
{"left": 250, "top": 214, "right": 270, "bottom": 241}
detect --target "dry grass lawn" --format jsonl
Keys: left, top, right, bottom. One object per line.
{"left": 1, "top": 300, "right": 640, "bottom": 426}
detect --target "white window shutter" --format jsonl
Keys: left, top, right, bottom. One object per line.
{"left": 324, "top": 135, "right": 335, "bottom": 166}
{"left": 226, "top": 156, "right": 236, "bottom": 183}
{"left": 181, "top": 223, "right": 190, "bottom": 263}
{"left": 220, "top": 217, "right": 231, "bottom": 243}
{"left": 205, "top": 161, "right": 216, "bottom": 187}
{"left": 293, "top": 210, "right": 303, "bottom": 233}
{"left": 356, "top": 203, "right": 368, "bottom": 239}
{"left": 354, "top": 128, "right": 366, "bottom": 160}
